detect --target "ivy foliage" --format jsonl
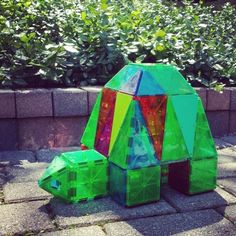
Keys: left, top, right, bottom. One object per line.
{"left": 0, "top": 0, "right": 235, "bottom": 88}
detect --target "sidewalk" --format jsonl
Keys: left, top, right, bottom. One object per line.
{"left": 0, "top": 136, "right": 236, "bottom": 236}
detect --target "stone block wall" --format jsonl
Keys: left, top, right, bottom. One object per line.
{"left": 0, "top": 87, "right": 235, "bottom": 151}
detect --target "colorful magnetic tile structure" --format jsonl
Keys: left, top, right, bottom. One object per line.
{"left": 39, "top": 63, "right": 217, "bottom": 206}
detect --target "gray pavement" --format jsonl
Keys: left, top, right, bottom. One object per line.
{"left": 0, "top": 136, "right": 236, "bottom": 235}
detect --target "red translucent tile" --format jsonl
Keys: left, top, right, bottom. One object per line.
{"left": 137, "top": 95, "right": 167, "bottom": 160}
{"left": 95, "top": 88, "right": 117, "bottom": 156}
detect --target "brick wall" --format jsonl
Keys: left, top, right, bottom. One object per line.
{"left": 0, "top": 87, "right": 235, "bottom": 151}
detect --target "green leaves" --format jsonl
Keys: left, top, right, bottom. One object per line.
{"left": 155, "top": 30, "right": 166, "bottom": 38}
{"left": 0, "top": 0, "right": 235, "bottom": 89}
{"left": 81, "top": 12, "right": 87, "bottom": 21}
{"left": 18, "top": 32, "right": 35, "bottom": 43}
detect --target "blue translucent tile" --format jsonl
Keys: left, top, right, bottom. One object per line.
{"left": 137, "top": 71, "right": 165, "bottom": 95}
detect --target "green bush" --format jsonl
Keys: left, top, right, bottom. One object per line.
{"left": 0, "top": 0, "right": 235, "bottom": 89}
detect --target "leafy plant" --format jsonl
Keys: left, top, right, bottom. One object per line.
{"left": 0, "top": 0, "right": 235, "bottom": 89}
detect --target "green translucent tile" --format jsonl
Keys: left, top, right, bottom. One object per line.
{"left": 109, "top": 101, "right": 135, "bottom": 168}
{"left": 61, "top": 149, "right": 106, "bottom": 163}
{"left": 189, "top": 158, "right": 217, "bottom": 194}
{"left": 126, "top": 165, "right": 161, "bottom": 206}
{"left": 39, "top": 161, "right": 69, "bottom": 200}
{"left": 171, "top": 94, "right": 198, "bottom": 156}
{"left": 109, "top": 163, "right": 161, "bottom": 207}
{"left": 105, "top": 66, "right": 128, "bottom": 90}
{"left": 38, "top": 150, "right": 108, "bottom": 203}
{"left": 162, "top": 98, "right": 189, "bottom": 162}
{"left": 193, "top": 100, "right": 217, "bottom": 159}
{"left": 81, "top": 92, "right": 102, "bottom": 149}
{"left": 109, "top": 162, "right": 126, "bottom": 205}
{"left": 39, "top": 155, "right": 67, "bottom": 182}
{"left": 109, "top": 92, "right": 133, "bottom": 155}
{"left": 105, "top": 65, "right": 139, "bottom": 91}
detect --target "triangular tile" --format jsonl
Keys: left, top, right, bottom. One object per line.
{"left": 162, "top": 98, "right": 189, "bottom": 162}
{"left": 109, "top": 101, "right": 135, "bottom": 168}
{"left": 127, "top": 102, "right": 158, "bottom": 169}
{"left": 95, "top": 88, "right": 117, "bottom": 156}
{"left": 105, "top": 65, "right": 139, "bottom": 91}
{"left": 137, "top": 95, "right": 167, "bottom": 159}
{"left": 171, "top": 94, "right": 198, "bottom": 156}
{"left": 119, "top": 70, "right": 142, "bottom": 95}
{"left": 81, "top": 92, "right": 102, "bottom": 149}
{"left": 193, "top": 101, "right": 217, "bottom": 159}
{"left": 109, "top": 92, "right": 133, "bottom": 154}
{"left": 137, "top": 71, "right": 165, "bottom": 95}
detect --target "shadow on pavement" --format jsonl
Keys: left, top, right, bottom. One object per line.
{"left": 38, "top": 186, "right": 231, "bottom": 235}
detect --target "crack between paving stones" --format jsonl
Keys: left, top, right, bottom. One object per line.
{"left": 0, "top": 188, "right": 4, "bottom": 205}
{"left": 8, "top": 207, "right": 236, "bottom": 236}
{"left": 160, "top": 194, "right": 182, "bottom": 213}
{"left": 98, "top": 208, "right": 236, "bottom": 228}
{"left": 218, "top": 176, "right": 236, "bottom": 180}
{"left": 214, "top": 206, "right": 235, "bottom": 223}
{"left": 3, "top": 196, "right": 52, "bottom": 205}
{"left": 217, "top": 184, "right": 236, "bottom": 197}
{"left": 50, "top": 211, "right": 179, "bottom": 231}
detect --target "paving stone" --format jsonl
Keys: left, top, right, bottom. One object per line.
{"left": 0, "top": 150, "right": 35, "bottom": 165}
{"left": 81, "top": 86, "right": 102, "bottom": 113}
{"left": 16, "top": 89, "right": 53, "bottom": 118}
{"left": 3, "top": 181, "right": 51, "bottom": 203}
{"left": 218, "top": 178, "right": 236, "bottom": 197}
{"left": 215, "top": 138, "right": 233, "bottom": 149}
{"left": 229, "top": 111, "right": 236, "bottom": 134}
{"left": 5, "top": 161, "right": 49, "bottom": 183}
{"left": 216, "top": 204, "right": 236, "bottom": 224}
{"left": 207, "top": 111, "right": 229, "bottom": 137}
{"left": 0, "top": 90, "right": 16, "bottom": 118}
{"left": 53, "top": 88, "right": 88, "bottom": 117}
{"left": 0, "top": 200, "right": 54, "bottom": 235}
{"left": 0, "top": 119, "right": 18, "bottom": 151}
{"left": 207, "top": 89, "right": 231, "bottom": 111}
{"left": 36, "top": 146, "right": 80, "bottom": 162}
{"left": 104, "top": 209, "right": 236, "bottom": 236}
{"left": 221, "top": 135, "right": 236, "bottom": 145}
{"left": 218, "top": 163, "right": 236, "bottom": 178}
{"left": 161, "top": 186, "right": 236, "bottom": 212}
{"left": 54, "top": 117, "right": 87, "bottom": 147}
{"left": 217, "top": 147, "right": 236, "bottom": 164}
{"left": 18, "top": 117, "right": 55, "bottom": 150}
{"left": 42, "top": 226, "right": 105, "bottom": 236}
{"left": 51, "top": 197, "right": 176, "bottom": 227}
{"left": 195, "top": 88, "right": 207, "bottom": 109}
